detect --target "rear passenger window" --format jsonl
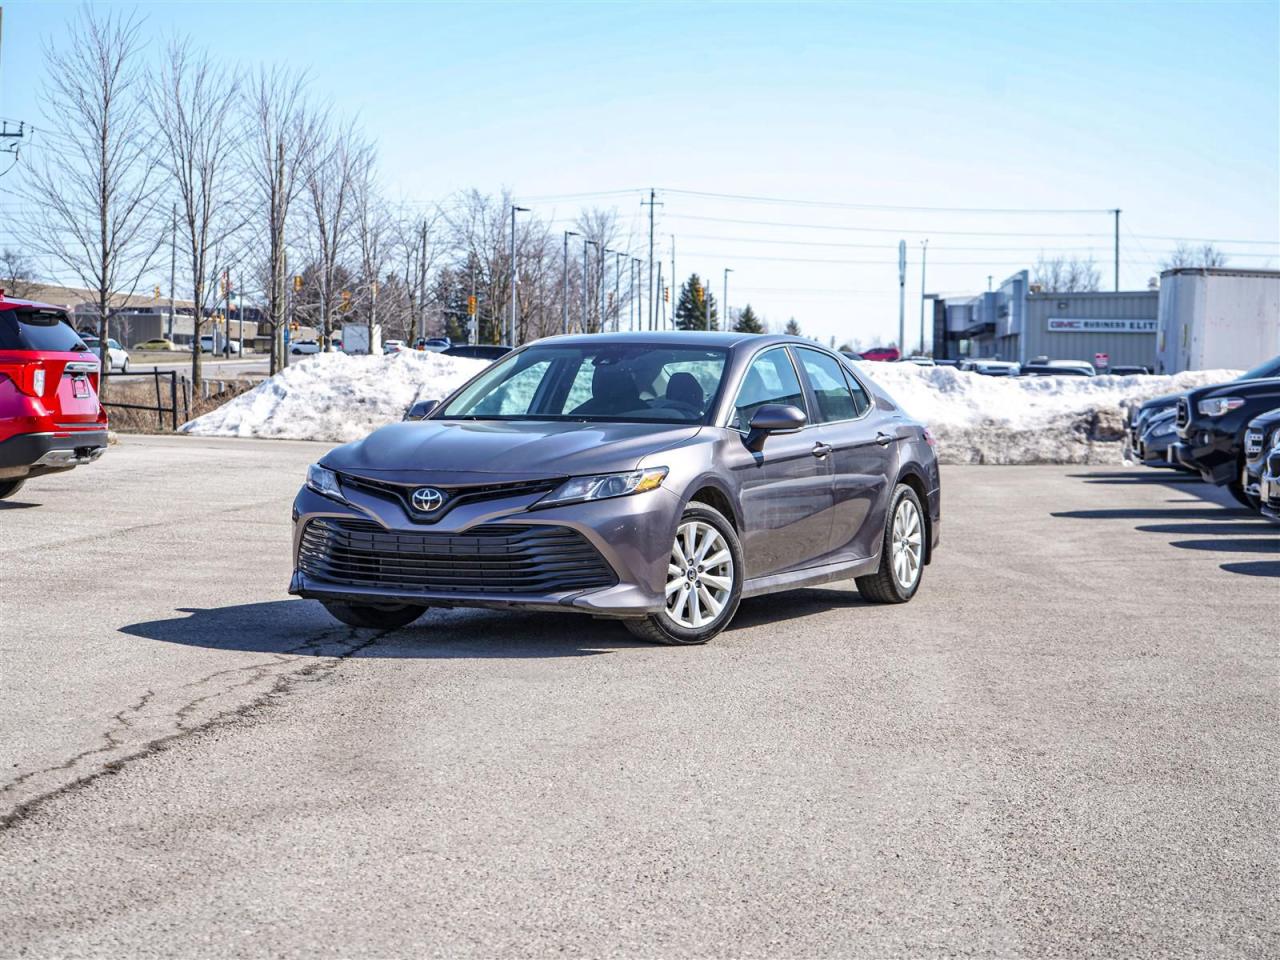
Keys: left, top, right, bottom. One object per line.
{"left": 843, "top": 367, "right": 872, "bottom": 416}
{"left": 733, "top": 348, "right": 806, "bottom": 431}
{"left": 796, "top": 348, "right": 857, "bottom": 423}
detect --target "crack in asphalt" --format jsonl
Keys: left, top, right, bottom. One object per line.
{"left": 0, "top": 629, "right": 386, "bottom": 833}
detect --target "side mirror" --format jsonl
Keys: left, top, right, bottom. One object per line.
{"left": 745, "top": 403, "right": 806, "bottom": 452}
{"left": 404, "top": 399, "right": 439, "bottom": 421}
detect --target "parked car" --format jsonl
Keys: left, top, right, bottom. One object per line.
{"left": 199, "top": 334, "right": 241, "bottom": 355}
{"left": 900, "top": 356, "right": 935, "bottom": 367}
{"left": 291, "top": 340, "right": 320, "bottom": 355}
{"left": 440, "top": 343, "right": 512, "bottom": 362}
{"left": 1241, "top": 407, "right": 1280, "bottom": 507}
{"left": 1020, "top": 363, "right": 1093, "bottom": 378}
{"left": 1127, "top": 355, "right": 1280, "bottom": 458}
{"left": 1134, "top": 408, "right": 1182, "bottom": 468}
{"left": 1258, "top": 430, "right": 1280, "bottom": 523}
{"left": 1168, "top": 374, "right": 1280, "bottom": 504}
{"left": 932, "top": 359, "right": 959, "bottom": 368}
{"left": 292, "top": 332, "right": 940, "bottom": 644}
{"left": 383, "top": 339, "right": 405, "bottom": 355}
{"left": 963, "top": 360, "right": 1019, "bottom": 377}
{"left": 1110, "top": 365, "right": 1151, "bottom": 376}
{"left": 133, "top": 337, "right": 178, "bottom": 352}
{"left": 0, "top": 296, "right": 108, "bottom": 499}
{"left": 414, "top": 336, "right": 452, "bottom": 352}
{"left": 80, "top": 334, "right": 131, "bottom": 373}
{"left": 858, "top": 347, "right": 899, "bottom": 362}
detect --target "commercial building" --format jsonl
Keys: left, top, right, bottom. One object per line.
{"left": 935, "top": 270, "right": 1159, "bottom": 370}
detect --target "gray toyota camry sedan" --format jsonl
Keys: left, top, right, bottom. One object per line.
{"left": 291, "top": 332, "right": 940, "bottom": 644}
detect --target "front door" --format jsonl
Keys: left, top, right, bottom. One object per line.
{"left": 724, "top": 346, "right": 834, "bottom": 578}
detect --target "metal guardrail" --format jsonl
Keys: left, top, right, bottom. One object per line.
{"left": 102, "top": 369, "right": 186, "bottom": 431}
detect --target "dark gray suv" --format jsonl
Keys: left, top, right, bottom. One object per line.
{"left": 291, "top": 333, "right": 941, "bottom": 644}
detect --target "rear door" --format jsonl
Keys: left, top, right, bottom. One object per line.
{"left": 793, "top": 347, "right": 894, "bottom": 562}
{"left": 722, "top": 346, "right": 834, "bottom": 578}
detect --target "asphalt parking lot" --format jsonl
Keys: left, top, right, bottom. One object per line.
{"left": 1, "top": 435, "right": 1276, "bottom": 958}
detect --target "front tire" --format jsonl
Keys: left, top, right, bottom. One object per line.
{"left": 856, "top": 484, "right": 925, "bottom": 604}
{"left": 0, "top": 478, "right": 26, "bottom": 500}
{"left": 121, "top": 358, "right": 130, "bottom": 374}
{"left": 624, "top": 502, "right": 743, "bottom": 645}
{"left": 321, "top": 600, "right": 427, "bottom": 630}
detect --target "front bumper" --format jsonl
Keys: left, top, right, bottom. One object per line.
{"left": 289, "top": 483, "right": 683, "bottom": 618}
{"left": 0, "top": 429, "right": 108, "bottom": 479}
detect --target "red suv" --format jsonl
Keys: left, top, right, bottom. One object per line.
{"left": 0, "top": 295, "right": 108, "bottom": 499}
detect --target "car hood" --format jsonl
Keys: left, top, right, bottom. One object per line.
{"left": 1185, "top": 377, "right": 1280, "bottom": 404}
{"left": 322, "top": 419, "right": 703, "bottom": 484}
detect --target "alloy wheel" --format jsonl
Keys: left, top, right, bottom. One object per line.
{"left": 664, "top": 520, "right": 734, "bottom": 629}
{"left": 891, "top": 498, "right": 923, "bottom": 590}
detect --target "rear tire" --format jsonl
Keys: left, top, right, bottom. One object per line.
{"left": 0, "top": 478, "right": 26, "bottom": 500}
{"left": 624, "top": 501, "right": 743, "bottom": 645}
{"left": 856, "top": 484, "right": 925, "bottom": 604}
{"left": 321, "top": 600, "right": 427, "bottom": 630}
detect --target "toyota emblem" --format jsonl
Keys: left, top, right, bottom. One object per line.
{"left": 411, "top": 487, "right": 445, "bottom": 513}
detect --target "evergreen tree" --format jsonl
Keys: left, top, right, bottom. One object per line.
{"left": 784, "top": 317, "right": 801, "bottom": 336}
{"left": 674, "top": 273, "right": 719, "bottom": 331}
{"left": 733, "top": 303, "right": 765, "bottom": 334}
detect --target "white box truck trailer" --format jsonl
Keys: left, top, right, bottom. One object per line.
{"left": 1156, "top": 268, "right": 1280, "bottom": 373}
{"left": 340, "top": 322, "right": 381, "bottom": 356}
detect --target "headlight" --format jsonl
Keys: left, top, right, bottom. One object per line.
{"left": 1151, "top": 419, "right": 1176, "bottom": 438}
{"left": 537, "top": 467, "right": 668, "bottom": 508}
{"left": 306, "top": 463, "right": 346, "bottom": 502}
{"left": 1197, "top": 396, "right": 1245, "bottom": 417}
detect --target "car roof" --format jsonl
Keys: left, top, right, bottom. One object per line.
{"left": 531, "top": 331, "right": 812, "bottom": 351}
{"left": 0, "top": 294, "right": 68, "bottom": 313}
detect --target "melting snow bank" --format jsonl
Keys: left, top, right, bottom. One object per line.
{"left": 181, "top": 347, "right": 1240, "bottom": 465}
{"left": 180, "top": 350, "right": 487, "bottom": 442}
{"left": 851, "top": 362, "right": 1240, "bottom": 464}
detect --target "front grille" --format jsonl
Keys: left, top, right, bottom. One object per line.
{"left": 339, "top": 474, "right": 560, "bottom": 522}
{"left": 299, "top": 518, "right": 615, "bottom": 595}
{"left": 1176, "top": 398, "right": 1190, "bottom": 429}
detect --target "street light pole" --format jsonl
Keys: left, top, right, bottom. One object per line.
{"left": 723, "top": 267, "right": 733, "bottom": 332}
{"left": 600, "top": 249, "right": 612, "bottom": 334}
{"left": 631, "top": 258, "right": 640, "bottom": 332}
{"left": 562, "top": 230, "right": 578, "bottom": 335}
{"left": 582, "top": 239, "right": 596, "bottom": 334}
{"left": 509, "top": 205, "right": 528, "bottom": 346}
{"left": 613, "top": 251, "right": 623, "bottom": 332}
{"left": 918, "top": 239, "right": 929, "bottom": 356}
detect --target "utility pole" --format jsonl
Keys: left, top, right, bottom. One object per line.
{"left": 581, "top": 239, "right": 595, "bottom": 333}
{"left": 642, "top": 189, "right": 662, "bottom": 330}
{"left": 418, "top": 220, "right": 428, "bottom": 343}
{"left": 599, "top": 250, "right": 610, "bottom": 334}
{"left": 897, "top": 240, "right": 906, "bottom": 355}
{"left": 224, "top": 268, "right": 232, "bottom": 358}
{"left": 723, "top": 268, "right": 733, "bottom": 332}
{"left": 656, "top": 262, "right": 663, "bottom": 331}
{"left": 561, "top": 230, "right": 577, "bottom": 335}
{"left": 509, "top": 205, "right": 528, "bottom": 346}
{"left": 670, "top": 236, "right": 676, "bottom": 327}
{"left": 168, "top": 204, "right": 177, "bottom": 341}
{"left": 918, "top": 239, "right": 928, "bottom": 357}
{"left": 1112, "top": 208, "right": 1121, "bottom": 291}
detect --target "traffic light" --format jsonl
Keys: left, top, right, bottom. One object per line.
{"left": 290, "top": 321, "right": 299, "bottom": 333}
{"left": 153, "top": 285, "right": 161, "bottom": 300}
{"left": 664, "top": 286, "right": 670, "bottom": 303}
{"left": 340, "top": 290, "right": 351, "bottom": 313}
{"left": 293, "top": 275, "right": 302, "bottom": 292}
{"left": 694, "top": 284, "right": 704, "bottom": 305}
{"left": 467, "top": 295, "right": 477, "bottom": 316}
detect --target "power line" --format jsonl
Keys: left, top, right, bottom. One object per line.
{"left": 658, "top": 187, "right": 1114, "bottom": 215}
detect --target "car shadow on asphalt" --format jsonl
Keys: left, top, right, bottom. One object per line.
{"left": 119, "top": 601, "right": 653, "bottom": 658}
{"left": 1055, "top": 472, "right": 1279, "bottom": 578}
{"left": 0, "top": 500, "right": 40, "bottom": 510}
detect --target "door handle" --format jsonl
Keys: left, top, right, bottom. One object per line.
{"left": 875, "top": 432, "right": 894, "bottom": 446}
{"left": 812, "top": 442, "right": 832, "bottom": 458}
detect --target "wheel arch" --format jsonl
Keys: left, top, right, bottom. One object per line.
{"left": 684, "top": 477, "right": 741, "bottom": 532}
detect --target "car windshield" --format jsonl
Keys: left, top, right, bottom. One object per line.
{"left": 439, "top": 342, "right": 729, "bottom": 424}
{"left": 1239, "top": 355, "right": 1280, "bottom": 381}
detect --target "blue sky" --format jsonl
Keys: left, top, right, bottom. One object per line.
{"left": 1, "top": 0, "right": 1276, "bottom": 346}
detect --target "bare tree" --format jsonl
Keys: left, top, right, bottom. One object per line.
{"left": 1160, "top": 241, "right": 1229, "bottom": 271}
{"left": 575, "top": 208, "right": 622, "bottom": 333}
{"left": 0, "top": 248, "right": 40, "bottom": 299}
{"left": 395, "top": 207, "right": 443, "bottom": 343}
{"left": 351, "top": 153, "right": 392, "bottom": 352}
{"left": 20, "top": 7, "right": 162, "bottom": 398}
{"left": 149, "top": 38, "right": 242, "bottom": 389}
{"left": 303, "top": 122, "right": 366, "bottom": 351}
{"left": 243, "top": 65, "right": 317, "bottom": 374}
{"left": 1031, "top": 254, "right": 1101, "bottom": 293}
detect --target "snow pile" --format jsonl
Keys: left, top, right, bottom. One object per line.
{"left": 181, "top": 350, "right": 487, "bottom": 442}
{"left": 852, "top": 362, "right": 1240, "bottom": 464}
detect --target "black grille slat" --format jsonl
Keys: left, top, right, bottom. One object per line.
{"left": 299, "top": 519, "right": 615, "bottom": 595}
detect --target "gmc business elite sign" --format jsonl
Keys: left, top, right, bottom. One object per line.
{"left": 1046, "top": 318, "right": 1158, "bottom": 334}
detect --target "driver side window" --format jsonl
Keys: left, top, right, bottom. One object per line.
{"left": 732, "top": 348, "right": 806, "bottom": 432}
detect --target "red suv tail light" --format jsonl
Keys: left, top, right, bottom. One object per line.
{"left": 0, "top": 359, "right": 49, "bottom": 397}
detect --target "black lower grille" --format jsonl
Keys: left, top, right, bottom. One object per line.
{"left": 299, "top": 518, "right": 615, "bottom": 595}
